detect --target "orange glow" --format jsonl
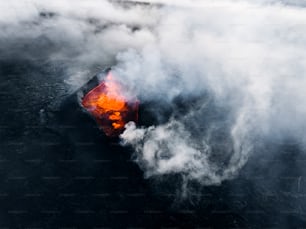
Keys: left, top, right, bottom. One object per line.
{"left": 81, "top": 73, "right": 138, "bottom": 137}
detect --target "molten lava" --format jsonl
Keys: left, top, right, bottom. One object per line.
{"left": 81, "top": 73, "right": 139, "bottom": 137}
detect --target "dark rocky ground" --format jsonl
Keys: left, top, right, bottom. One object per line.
{"left": 1, "top": 59, "right": 306, "bottom": 228}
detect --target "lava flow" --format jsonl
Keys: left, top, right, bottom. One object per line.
{"left": 81, "top": 72, "right": 139, "bottom": 137}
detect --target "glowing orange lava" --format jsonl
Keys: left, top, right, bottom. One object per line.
{"left": 81, "top": 73, "right": 139, "bottom": 137}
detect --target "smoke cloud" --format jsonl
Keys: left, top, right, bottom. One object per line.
{"left": 2, "top": 0, "right": 306, "bottom": 186}
{"left": 116, "top": 0, "right": 306, "bottom": 185}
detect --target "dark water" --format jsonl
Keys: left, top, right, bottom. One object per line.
{"left": 1, "top": 59, "right": 306, "bottom": 228}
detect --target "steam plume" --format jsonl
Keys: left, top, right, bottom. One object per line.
{"left": 115, "top": 0, "right": 306, "bottom": 184}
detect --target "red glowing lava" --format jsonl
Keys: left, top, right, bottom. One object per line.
{"left": 81, "top": 73, "right": 139, "bottom": 137}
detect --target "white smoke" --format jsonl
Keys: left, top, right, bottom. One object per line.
{"left": 0, "top": 0, "right": 158, "bottom": 88}
{"left": 1, "top": 0, "right": 306, "bottom": 185}
{"left": 115, "top": 0, "right": 306, "bottom": 184}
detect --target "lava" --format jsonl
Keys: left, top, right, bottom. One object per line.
{"left": 81, "top": 72, "right": 139, "bottom": 137}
